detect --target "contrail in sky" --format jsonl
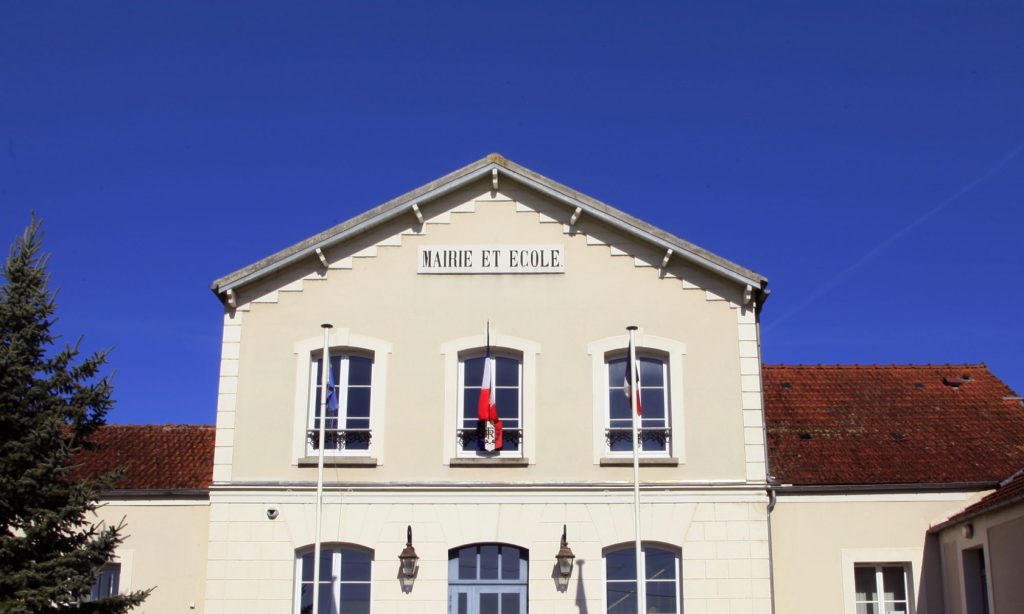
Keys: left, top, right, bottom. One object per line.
{"left": 765, "top": 140, "right": 1024, "bottom": 331}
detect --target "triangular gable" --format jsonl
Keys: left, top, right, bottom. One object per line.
{"left": 211, "top": 153, "right": 768, "bottom": 303}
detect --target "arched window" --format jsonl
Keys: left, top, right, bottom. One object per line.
{"left": 292, "top": 330, "right": 392, "bottom": 465}
{"left": 606, "top": 353, "right": 670, "bottom": 455}
{"left": 294, "top": 545, "right": 373, "bottom": 614}
{"left": 604, "top": 544, "right": 680, "bottom": 613}
{"left": 448, "top": 544, "right": 528, "bottom": 613}
{"left": 458, "top": 352, "right": 523, "bottom": 456}
{"left": 441, "top": 332, "right": 540, "bottom": 464}
{"left": 308, "top": 352, "right": 374, "bottom": 454}
{"left": 587, "top": 334, "right": 686, "bottom": 464}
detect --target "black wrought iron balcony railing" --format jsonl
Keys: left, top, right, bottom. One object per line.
{"left": 306, "top": 428, "right": 372, "bottom": 451}
{"left": 605, "top": 427, "right": 671, "bottom": 448}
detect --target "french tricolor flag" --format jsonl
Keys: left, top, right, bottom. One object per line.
{"left": 477, "top": 326, "right": 503, "bottom": 451}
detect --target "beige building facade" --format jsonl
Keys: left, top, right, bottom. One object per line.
{"left": 81, "top": 156, "right": 1024, "bottom": 613}
{"left": 204, "top": 155, "right": 772, "bottom": 614}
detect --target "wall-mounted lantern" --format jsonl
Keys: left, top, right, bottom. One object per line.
{"left": 398, "top": 525, "right": 419, "bottom": 591}
{"left": 555, "top": 524, "right": 575, "bottom": 590}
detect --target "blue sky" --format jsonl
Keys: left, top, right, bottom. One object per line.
{"left": 2, "top": 2, "right": 1021, "bottom": 424}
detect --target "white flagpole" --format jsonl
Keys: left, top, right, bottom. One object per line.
{"left": 312, "top": 323, "right": 332, "bottom": 614}
{"left": 627, "top": 325, "right": 646, "bottom": 614}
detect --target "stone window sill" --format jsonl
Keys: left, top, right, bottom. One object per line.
{"left": 599, "top": 457, "right": 679, "bottom": 467}
{"left": 449, "top": 457, "right": 530, "bottom": 467}
{"left": 298, "top": 456, "right": 378, "bottom": 468}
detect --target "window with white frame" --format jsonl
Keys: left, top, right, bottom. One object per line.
{"left": 605, "top": 353, "right": 670, "bottom": 456}
{"left": 307, "top": 352, "right": 374, "bottom": 455}
{"left": 854, "top": 564, "right": 911, "bottom": 614}
{"left": 457, "top": 351, "right": 523, "bottom": 457}
{"left": 85, "top": 562, "right": 120, "bottom": 602}
{"left": 448, "top": 544, "right": 528, "bottom": 613}
{"left": 604, "top": 544, "right": 680, "bottom": 613}
{"left": 295, "top": 545, "right": 372, "bottom": 614}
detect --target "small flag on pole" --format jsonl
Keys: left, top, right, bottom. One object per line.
{"left": 326, "top": 354, "right": 339, "bottom": 414}
{"left": 623, "top": 343, "right": 643, "bottom": 416}
{"left": 477, "top": 323, "right": 503, "bottom": 451}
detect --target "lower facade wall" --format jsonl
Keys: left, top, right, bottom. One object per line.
{"left": 202, "top": 489, "right": 771, "bottom": 614}
{"left": 94, "top": 499, "right": 211, "bottom": 613}
{"left": 771, "top": 493, "right": 981, "bottom": 614}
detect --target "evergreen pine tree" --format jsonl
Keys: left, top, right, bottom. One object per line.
{"left": 0, "top": 218, "right": 149, "bottom": 612}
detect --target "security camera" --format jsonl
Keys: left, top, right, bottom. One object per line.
{"left": 266, "top": 507, "right": 280, "bottom": 520}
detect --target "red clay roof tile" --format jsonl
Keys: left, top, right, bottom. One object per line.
{"left": 764, "top": 364, "right": 1024, "bottom": 486}
{"left": 71, "top": 424, "right": 215, "bottom": 491}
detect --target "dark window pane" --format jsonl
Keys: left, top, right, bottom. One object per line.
{"left": 639, "top": 358, "right": 664, "bottom": 387}
{"left": 464, "top": 389, "right": 480, "bottom": 423}
{"left": 317, "top": 585, "right": 334, "bottom": 614}
{"left": 501, "top": 592, "right": 521, "bottom": 613}
{"left": 347, "top": 357, "right": 372, "bottom": 386}
{"left": 609, "top": 390, "right": 631, "bottom": 420}
{"left": 339, "top": 549, "right": 371, "bottom": 581}
{"left": 301, "top": 552, "right": 315, "bottom": 582}
{"left": 608, "top": 359, "right": 626, "bottom": 387}
{"left": 338, "top": 583, "right": 370, "bottom": 614}
{"left": 882, "top": 566, "right": 906, "bottom": 601}
{"left": 645, "top": 548, "right": 675, "bottom": 580}
{"left": 464, "top": 357, "right": 485, "bottom": 384}
{"left": 459, "top": 548, "right": 477, "bottom": 579}
{"left": 646, "top": 581, "right": 678, "bottom": 613}
{"left": 496, "top": 389, "right": 519, "bottom": 419}
{"left": 606, "top": 581, "right": 637, "bottom": 614}
{"left": 856, "top": 604, "right": 877, "bottom": 614}
{"left": 855, "top": 567, "right": 877, "bottom": 603}
{"left": 458, "top": 593, "right": 468, "bottom": 614}
{"left": 606, "top": 549, "right": 637, "bottom": 581}
{"left": 345, "top": 418, "right": 370, "bottom": 430}
{"left": 346, "top": 388, "right": 371, "bottom": 418}
{"left": 501, "top": 546, "right": 520, "bottom": 580}
{"left": 299, "top": 583, "right": 313, "bottom": 614}
{"left": 640, "top": 390, "right": 665, "bottom": 420}
{"left": 495, "top": 357, "right": 519, "bottom": 387}
{"left": 318, "top": 550, "right": 333, "bottom": 581}
{"left": 480, "top": 545, "right": 499, "bottom": 580}
{"left": 480, "top": 593, "right": 499, "bottom": 614}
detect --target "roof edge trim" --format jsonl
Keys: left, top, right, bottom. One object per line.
{"left": 211, "top": 154, "right": 767, "bottom": 297}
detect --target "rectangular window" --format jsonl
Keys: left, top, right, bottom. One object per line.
{"left": 308, "top": 353, "right": 373, "bottom": 456}
{"left": 606, "top": 355, "right": 670, "bottom": 456}
{"left": 458, "top": 353, "right": 522, "bottom": 457}
{"left": 854, "top": 564, "right": 910, "bottom": 614}
{"left": 86, "top": 563, "right": 120, "bottom": 601}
